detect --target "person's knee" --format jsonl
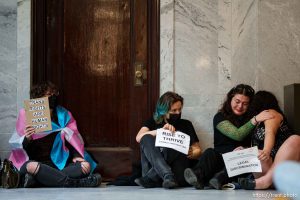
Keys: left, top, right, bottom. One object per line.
{"left": 283, "top": 135, "right": 300, "bottom": 150}
{"left": 80, "top": 161, "right": 91, "bottom": 174}
{"left": 140, "top": 134, "right": 155, "bottom": 145}
{"left": 26, "top": 161, "right": 40, "bottom": 175}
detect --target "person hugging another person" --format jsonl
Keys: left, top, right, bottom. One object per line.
{"left": 135, "top": 91, "right": 201, "bottom": 189}
{"left": 8, "top": 81, "right": 101, "bottom": 188}
{"left": 184, "top": 84, "right": 273, "bottom": 189}
{"left": 238, "top": 91, "right": 300, "bottom": 190}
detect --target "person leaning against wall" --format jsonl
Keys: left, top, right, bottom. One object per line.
{"left": 8, "top": 81, "right": 101, "bottom": 188}
{"left": 238, "top": 91, "right": 300, "bottom": 190}
{"left": 135, "top": 91, "right": 201, "bottom": 189}
{"left": 184, "top": 84, "right": 273, "bottom": 189}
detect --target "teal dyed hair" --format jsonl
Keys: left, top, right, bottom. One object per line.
{"left": 153, "top": 91, "right": 183, "bottom": 123}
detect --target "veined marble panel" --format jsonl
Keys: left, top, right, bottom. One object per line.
{"left": 0, "top": 0, "right": 17, "bottom": 133}
{"left": 17, "top": 0, "right": 30, "bottom": 111}
{"left": 218, "top": 0, "right": 232, "bottom": 96}
{"left": 174, "top": 0, "right": 218, "bottom": 147}
{"left": 257, "top": 0, "right": 300, "bottom": 106}
{"left": 231, "top": 0, "right": 258, "bottom": 87}
{"left": 160, "top": 0, "right": 175, "bottom": 94}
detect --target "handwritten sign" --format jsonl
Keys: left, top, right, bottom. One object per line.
{"left": 155, "top": 128, "right": 190, "bottom": 155}
{"left": 24, "top": 97, "right": 52, "bottom": 133}
{"left": 222, "top": 146, "right": 262, "bottom": 177}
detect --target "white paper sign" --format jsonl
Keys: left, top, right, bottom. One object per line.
{"left": 155, "top": 128, "right": 190, "bottom": 155}
{"left": 222, "top": 146, "right": 262, "bottom": 177}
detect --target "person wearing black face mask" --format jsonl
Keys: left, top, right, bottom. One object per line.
{"left": 167, "top": 113, "right": 181, "bottom": 125}
{"left": 135, "top": 91, "right": 201, "bottom": 189}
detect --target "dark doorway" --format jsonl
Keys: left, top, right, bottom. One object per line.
{"left": 31, "top": 0, "right": 160, "bottom": 180}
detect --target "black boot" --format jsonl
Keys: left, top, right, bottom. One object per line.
{"left": 64, "top": 173, "right": 102, "bottom": 187}
{"left": 209, "top": 169, "right": 229, "bottom": 190}
{"left": 162, "top": 174, "right": 178, "bottom": 189}
{"left": 134, "top": 176, "right": 161, "bottom": 188}
{"left": 184, "top": 168, "right": 204, "bottom": 189}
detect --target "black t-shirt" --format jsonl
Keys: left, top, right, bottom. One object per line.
{"left": 22, "top": 108, "right": 79, "bottom": 166}
{"left": 213, "top": 112, "right": 251, "bottom": 154}
{"left": 143, "top": 117, "right": 199, "bottom": 145}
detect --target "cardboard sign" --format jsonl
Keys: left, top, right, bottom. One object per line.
{"left": 222, "top": 146, "right": 262, "bottom": 177}
{"left": 155, "top": 128, "right": 190, "bottom": 155}
{"left": 24, "top": 97, "right": 52, "bottom": 133}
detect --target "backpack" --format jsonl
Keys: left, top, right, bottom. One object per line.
{"left": 1, "top": 159, "right": 20, "bottom": 188}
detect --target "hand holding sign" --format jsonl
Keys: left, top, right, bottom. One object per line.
{"left": 222, "top": 146, "right": 262, "bottom": 177}
{"left": 155, "top": 128, "right": 190, "bottom": 155}
{"left": 24, "top": 97, "right": 52, "bottom": 133}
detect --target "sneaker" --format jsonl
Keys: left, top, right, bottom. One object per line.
{"left": 134, "top": 176, "right": 161, "bottom": 188}
{"left": 184, "top": 168, "right": 204, "bottom": 189}
{"left": 162, "top": 174, "right": 178, "bottom": 189}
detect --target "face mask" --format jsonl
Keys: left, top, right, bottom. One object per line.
{"left": 48, "top": 95, "right": 58, "bottom": 109}
{"left": 167, "top": 113, "right": 181, "bottom": 125}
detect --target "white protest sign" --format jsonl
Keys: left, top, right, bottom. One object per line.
{"left": 155, "top": 128, "right": 190, "bottom": 155}
{"left": 222, "top": 146, "right": 262, "bottom": 177}
{"left": 24, "top": 97, "right": 52, "bottom": 133}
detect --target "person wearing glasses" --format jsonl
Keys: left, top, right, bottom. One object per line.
{"left": 135, "top": 91, "right": 201, "bottom": 189}
{"left": 184, "top": 84, "right": 273, "bottom": 189}
{"left": 9, "top": 81, "right": 101, "bottom": 188}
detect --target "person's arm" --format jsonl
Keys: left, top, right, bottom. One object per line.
{"left": 216, "top": 110, "right": 274, "bottom": 141}
{"left": 187, "top": 142, "right": 201, "bottom": 159}
{"left": 136, "top": 127, "right": 157, "bottom": 143}
{"left": 259, "top": 109, "right": 283, "bottom": 161}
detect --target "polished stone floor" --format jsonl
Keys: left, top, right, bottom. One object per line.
{"left": 0, "top": 184, "right": 291, "bottom": 200}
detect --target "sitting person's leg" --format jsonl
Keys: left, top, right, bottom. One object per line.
{"left": 20, "top": 160, "right": 100, "bottom": 187}
{"left": 137, "top": 134, "right": 177, "bottom": 188}
{"left": 184, "top": 148, "right": 224, "bottom": 189}
{"left": 273, "top": 161, "right": 300, "bottom": 198}
{"left": 239, "top": 135, "right": 300, "bottom": 189}
{"left": 162, "top": 148, "right": 190, "bottom": 187}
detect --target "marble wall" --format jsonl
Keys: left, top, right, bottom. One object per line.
{"left": 161, "top": 0, "right": 300, "bottom": 149}
{"left": 0, "top": 0, "right": 30, "bottom": 158}
{"left": 0, "top": 0, "right": 17, "bottom": 158}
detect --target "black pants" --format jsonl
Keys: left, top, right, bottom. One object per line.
{"left": 140, "top": 134, "right": 192, "bottom": 186}
{"left": 192, "top": 148, "right": 225, "bottom": 184}
{"left": 20, "top": 160, "right": 87, "bottom": 187}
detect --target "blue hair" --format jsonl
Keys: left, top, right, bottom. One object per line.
{"left": 153, "top": 92, "right": 183, "bottom": 123}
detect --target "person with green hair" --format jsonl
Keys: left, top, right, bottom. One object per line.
{"left": 135, "top": 91, "right": 201, "bottom": 189}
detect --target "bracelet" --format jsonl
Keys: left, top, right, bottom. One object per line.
{"left": 254, "top": 116, "right": 258, "bottom": 124}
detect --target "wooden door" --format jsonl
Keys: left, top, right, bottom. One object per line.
{"left": 32, "top": 0, "right": 160, "bottom": 180}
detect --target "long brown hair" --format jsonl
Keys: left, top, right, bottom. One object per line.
{"left": 219, "top": 84, "right": 255, "bottom": 125}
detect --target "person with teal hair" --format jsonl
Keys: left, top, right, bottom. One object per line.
{"left": 135, "top": 91, "right": 201, "bottom": 189}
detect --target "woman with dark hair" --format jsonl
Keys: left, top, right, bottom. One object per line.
{"left": 238, "top": 91, "right": 299, "bottom": 190}
{"left": 9, "top": 81, "right": 101, "bottom": 188}
{"left": 135, "top": 91, "right": 201, "bottom": 189}
{"left": 184, "top": 84, "right": 273, "bottom": 189}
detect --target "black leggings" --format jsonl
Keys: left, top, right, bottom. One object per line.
{"left": 20, "top": 160, "right": 87, "bottom": 187}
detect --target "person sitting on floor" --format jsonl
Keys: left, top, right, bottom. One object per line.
{"left": 238, "top": 91, "right": 299, "bottom": 190}
{"left": 184, "top": 84, "right": 273, "bottom": 189}
{"left": 9, "top": 81, "right": 101, "bottom": 187}
{"left": 135, "top": 91, "right": 201, "bottom": 189}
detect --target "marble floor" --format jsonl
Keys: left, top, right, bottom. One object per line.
{"left": 0, "top": 184, "right": 292, "bottom": 200}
